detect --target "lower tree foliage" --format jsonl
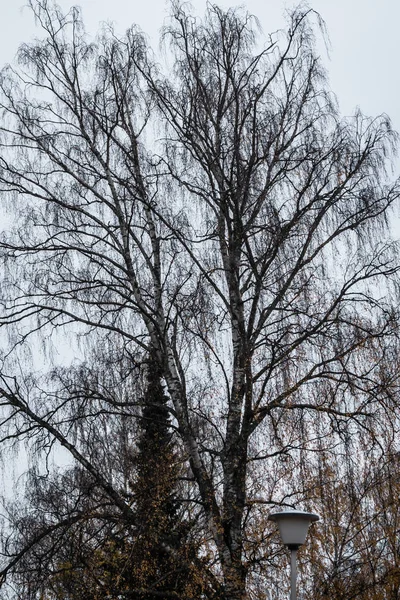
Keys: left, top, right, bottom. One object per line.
{"left": 3, "top": 354, "right": 214, "bottom": 600}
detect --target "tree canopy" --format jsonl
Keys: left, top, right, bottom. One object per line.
{"left": 0, "top": 1, "right": 400, "bottom": 599}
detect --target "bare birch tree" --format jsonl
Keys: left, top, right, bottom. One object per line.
{"left": 0, "top": 1, "right": 400, "bottom": 598}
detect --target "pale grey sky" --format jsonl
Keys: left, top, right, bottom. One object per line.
{"left": 1, "top": 0, "right": 399, "bottom": 129}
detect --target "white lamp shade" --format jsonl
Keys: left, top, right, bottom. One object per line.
{"left": 268, "top": 510, "right": 320, "bottom": 548}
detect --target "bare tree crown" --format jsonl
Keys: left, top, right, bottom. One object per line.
{"left": 0, "top": 2, "right": 399, "bottom": 599}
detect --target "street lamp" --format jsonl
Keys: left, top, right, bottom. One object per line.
{"left": 268, "top": 510, "right": 320, "bottom": 600}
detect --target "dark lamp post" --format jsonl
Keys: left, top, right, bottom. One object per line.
{"left": 268, "top": 510, "right": 320, "bottom": 600}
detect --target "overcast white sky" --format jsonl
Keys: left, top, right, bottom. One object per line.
{"left": 1, "top": 0, "right": 399, "bottom": 129}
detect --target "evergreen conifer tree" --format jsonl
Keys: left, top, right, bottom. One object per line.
{"left": 128, "top": 352, "right": 204, "bottom": 599}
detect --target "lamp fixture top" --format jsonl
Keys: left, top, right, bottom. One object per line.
{"left": 268, "top": 510, "right": 320, "bottom": 523}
